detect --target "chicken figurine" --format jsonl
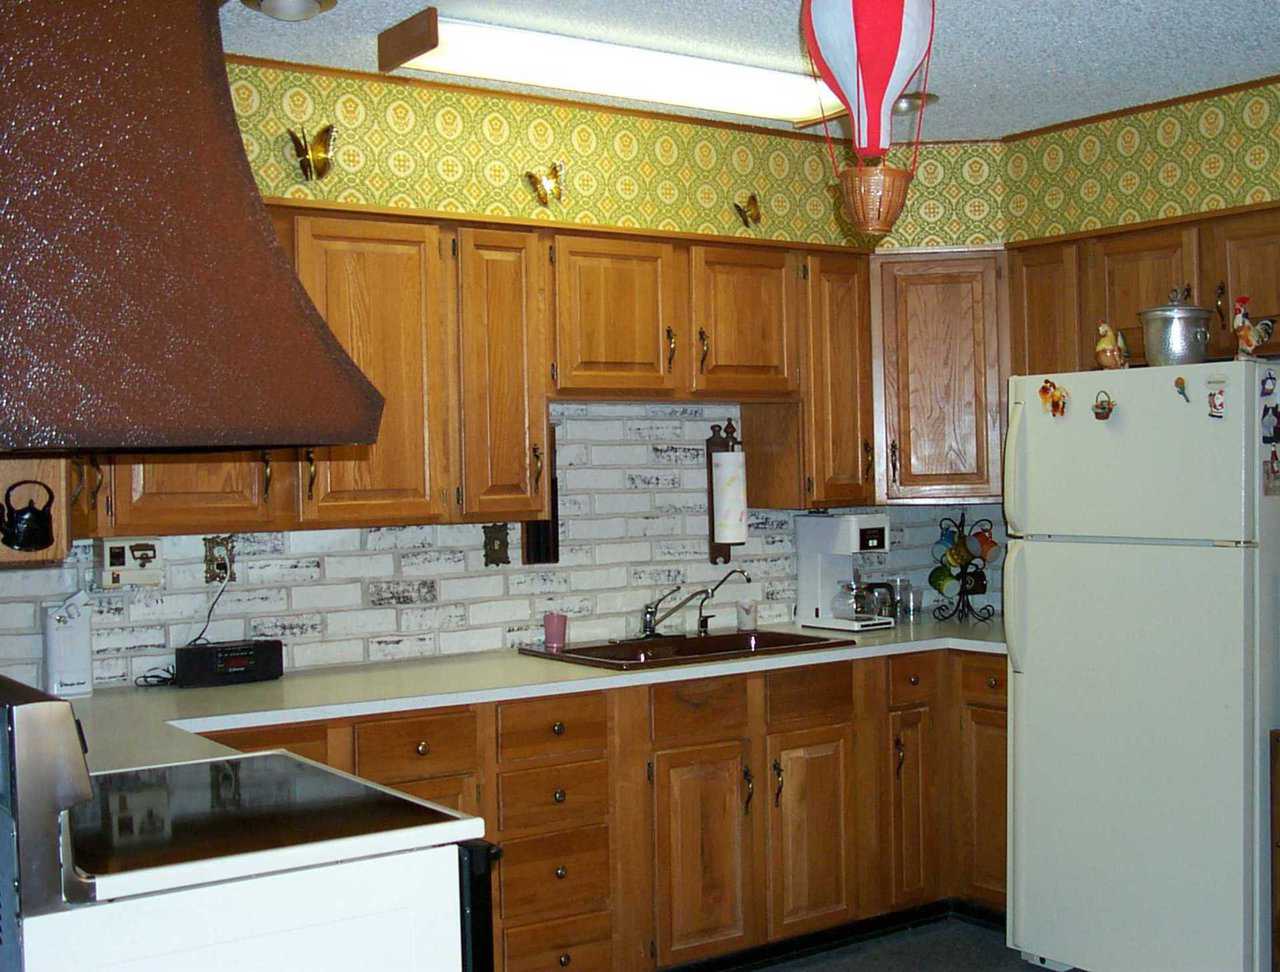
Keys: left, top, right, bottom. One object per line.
{"left": 1234, "top": 296, "right": 1275, "bottom": 359}
{"left": 1094, "top": 321, "right": 1130, "bottom": 369}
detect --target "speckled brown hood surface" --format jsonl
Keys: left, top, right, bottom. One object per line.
{"left": 0, "top": 0, "right": 383, "bottom": 451}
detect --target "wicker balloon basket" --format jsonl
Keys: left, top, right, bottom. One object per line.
{"left": 839, "top": 163, "right": 914, "bottom": 236}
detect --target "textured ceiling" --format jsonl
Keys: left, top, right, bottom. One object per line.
{"left": 220, "top": 0, "right": 1280, "bottom": 140}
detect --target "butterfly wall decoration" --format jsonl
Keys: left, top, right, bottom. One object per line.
{"left": 287, "top": 124, "right": 336, "bottom": 182}
{"left": 733, "top": 193, "right": 761, "bottom": 228}
{"left": 526, "top": 162, "right": 565, "bottom": 206}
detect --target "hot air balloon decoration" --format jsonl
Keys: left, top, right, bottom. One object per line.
{"left": 802, "top": 0, "right": 937, "bottom": 236}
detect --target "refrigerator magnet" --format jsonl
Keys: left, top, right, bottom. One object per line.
{"left": 1174, "top": 376, "right": 1191, "bottom": 403}
{"left": 1262, "top": 370, "right": 1277, "bottom": 398}
{"left": 1038, "top": 379, "right": 1069, "bottom": 417}
{"left": 1092, "top": 391, "right": 1116, "bottom": 421}
{"left": 1262, "top": 404, "right": 1280, "bottom": 444}
{"left": 1267, "top": 447, "right": 1280, "bottom": 496}
{"left": 1207, "top": 378, "right": 1227, "bottom": 419}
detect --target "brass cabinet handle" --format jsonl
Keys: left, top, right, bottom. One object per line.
{"left": 551, "top": 721, "right": 565, "bottom": 736}
{"left": 666, "top": 326, "right": 677, "bottom": 370}
{"left": 69, "top": 457, "right": 86, "bottom": 506}
{"left": 894, "top": 736, "right": 905, "bottom": 779}
{"left": 1215, "top": 281, "right": 1227, "bottom": 325}
{"left": 742, "top": 765, "right": 754, "bottom": 815}
{"left": 553, "top": 788, "right": 566, "bottom": 804}
{"left": 532, "top": 444, "right": 543, "bottom": 494}
{"left": 890, "top": 440, "right": 900, "bottom": 484}
{"left": 987, "top": 675, "right": 1000, "bottom": 690}
{"left": 559, "top": 955, "right": 572, "bottom": 969}
{"left": 305, "top": 448, "right": 317, "bottom": 501}
{"left": 88, "top": 455, "right": 104, "bottom": 509}
{"left": 908, "top": 674, "right": 920, "bottom": 686}
{"left": 260, "top": 450, "right": 272, "bottom": 501}
{"left": 863, "top": 439, "right": 874, "bottom": 481}
{"left": 772, "top": 758, "right": 784, "bottom": 808}
{"left": 698, "top": 328, "right": 710, "bottom": 374}
{"left": 415, "top": 741, "right": 430, "bottom": 757}
{"left": 554, "top": 865, "right": 568, "bottom": 880}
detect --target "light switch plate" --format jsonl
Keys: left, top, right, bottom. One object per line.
{"left": 95, "top": 537, "right": 165, "bottom": 587}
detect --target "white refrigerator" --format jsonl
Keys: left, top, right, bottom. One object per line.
{"left": 1004, "top": 360, "right": 1279, "bottom": 972}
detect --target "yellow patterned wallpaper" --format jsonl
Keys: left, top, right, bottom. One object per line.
{"left": 226, "top": 60, "right": 1005, "bottom": 250}
{"left": 1005, "top": 81, "right": 1280, "bottom": 241}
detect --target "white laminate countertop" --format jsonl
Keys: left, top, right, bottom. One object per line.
{"left": 72, "top": 619, "right": 1005, "bottom": 773}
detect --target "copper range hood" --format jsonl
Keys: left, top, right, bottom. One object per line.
{"left": 0, "top": 1, "right": 384, "bottom": 451}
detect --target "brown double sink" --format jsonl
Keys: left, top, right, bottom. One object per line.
{"left": 518, "top": 630, "right": 845, "bottom": 670}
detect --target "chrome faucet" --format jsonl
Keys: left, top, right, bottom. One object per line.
{"left": 697, "top": 569, "right": 752, "bottom": 635}
{"left": 641, "top": 585, "right": 703, "bottom": 638}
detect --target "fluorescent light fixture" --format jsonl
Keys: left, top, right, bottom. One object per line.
{"left": 403, "top": 18, "right": 844, "bottom": 124}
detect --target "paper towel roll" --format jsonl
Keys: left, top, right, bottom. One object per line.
{"left": 712, "top": 450, "right": 748, "bottom": 544}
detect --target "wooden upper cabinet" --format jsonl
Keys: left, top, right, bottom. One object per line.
{"left": 690, "top": 245, "right": 800, "bottom": 396}
{"left": 803, "top": 252, "right": 874, "bottom": 506}
{"left": 1008, "top": 242, "right": 1083, "bottom": 376}
{"left": 457, "top": 227, "right": 550, "bottom": 520}
{"left": 876, "top": 254, "right": 1003, "bottom": 501}
{"left": 1082, "top": 224, "right": 1199, "bottom": 366}
{"left": 295, "top": 216, "right": 455, "bottom": 526}
{"left": 1200, "top": 207, "right": 1280, "bottom": 358}
{"left": 108, "top": 451, "right": 297, "bottom": 535}
{"left": 654, "top": 740, "right": 757, "bottom": 966}
{"left": 552, "top": 235, "right": 682, "bottom": 394}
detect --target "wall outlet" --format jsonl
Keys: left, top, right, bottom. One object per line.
{"left": 95, "top": 537, "right": 164, "bottom": 588}
{"left": 203, "top": 534, "right": 236, "bottom": 584}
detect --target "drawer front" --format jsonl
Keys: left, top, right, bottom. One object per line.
{"left": 393, "top": 774, "right": 479, "bottom": 817}
{"left": 355, "top": 711, "right": 477, "bottom": 784}
{"left": 500, "top": 825, "right": 610, "bottom": 922}
{"left": 499, "top": 759, "right": 609, "bottom": 833}
{"left": 504, "top": 913, "right": 612, "bottom": 972}
{"left": 766, "top": 662, "right": 852, "bottom": 728}
{"left": 888, "top": 653, "right": 940, "bottom": 708}
{"left": 651, "top": 676, "right": 749, "bottom": 745}
{"left": 498, "top": 693, "right": 607, "bottom": 765}
{"left": 959, "top": 653, "right": 1007, "bottom": 706}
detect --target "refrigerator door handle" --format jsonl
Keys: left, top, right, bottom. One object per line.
{"left": 1004, "top": 399, "right": 1026, "bottom": 535}
{"left": 1005, "top": 538, "right": 1026, "bottom": 674}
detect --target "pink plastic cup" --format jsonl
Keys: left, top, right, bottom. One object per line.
{"left": 543, "top": 612, "right": 567, "bottom": 652}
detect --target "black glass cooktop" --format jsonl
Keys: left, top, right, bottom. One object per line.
{"left": 70, "top": 753, "right": 454, "bottom": 876}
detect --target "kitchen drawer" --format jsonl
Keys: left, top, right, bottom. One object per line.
{"left": 499, "top": 759, "right": 609, "bottom": 834}
{"left": 497, "top": 693, "right": 607, "bottom": 765}
{"left": 354, "top": 710, "right": 477, "bottom": 784}
{"left": 499, "top": 825, "right": 610, "bottom": 922}
{"left": 503, "top": 912, "right": 612, "bottom": 972}
{"left": 766, "top": 662, "right": 853, "bottom": 728}
{"left": 393, "top": 773, "right": 480, "bottom": 817}
{"left": 959, "top": 653, "right": 1007, "bottom": 707}
{"left": 651, "top": 675, "right": 749, "bottom": 745}
{"left": 888, "top": 653, "right": 941, "bottom": 708}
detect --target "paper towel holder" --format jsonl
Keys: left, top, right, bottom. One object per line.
{"left": 706, "top": 419, "right": 743, "bottom": 565}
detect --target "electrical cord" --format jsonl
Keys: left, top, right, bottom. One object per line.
{"left": 137, "top": 541, "right": 233, "bottom": 688}
{"left": 186, "top": 564, "right": 232, "bottom": 647}
{"left": 134, "top": 665, "right": 175, "bottom": 688}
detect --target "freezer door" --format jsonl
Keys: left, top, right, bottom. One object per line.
{"left": 1008, "top": 539, "right": 1254, "bottom": 972}
{"left": 1006, "top": 361, "right": 1255, "bottom": 542}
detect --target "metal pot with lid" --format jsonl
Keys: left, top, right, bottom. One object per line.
{"left": 1139, "top": 285, "right": 1211, "bottom": 366}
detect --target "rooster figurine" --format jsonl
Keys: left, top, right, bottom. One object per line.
{"left": 1094, "top": 321, "right": 1129, "bottom": 370}
{"left": 1234, "top": 296, "right": 1275, "bottom": 359}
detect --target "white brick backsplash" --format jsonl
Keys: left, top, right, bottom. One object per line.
{"left": 0, "top": 400, "right": 1003, "bottom": 679}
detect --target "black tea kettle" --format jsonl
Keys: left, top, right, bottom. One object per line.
{"left": 1, "top": 480, "right": 55, "bottom": 552}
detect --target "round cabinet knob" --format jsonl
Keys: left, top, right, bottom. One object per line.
{"left": 415, "top": 741, "right": 430, "bottom": 757}
{"left": 554, "top": 865, "right": 568, "bottom": 880}
{"left": 908, "top": 674, "right": 920, "bottom": 686}
{"left": 987, "top": 676, "right": 1000, "bottom": 690}
{"left": 551, "top": 721, "right": 566, "bottom": 736}
{"left": 559, "top": 954, "right": 572, "bottom": 968}
{"left": 553, "top": 788, "right": 567, "bottom": 804}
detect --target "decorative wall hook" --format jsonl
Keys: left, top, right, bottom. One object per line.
{"left": 526, "top": 162, "right": 565, "bottom": 206}
{"left": 287, "top": 124, "right": 335, "bottom": 181}
{"left": 732, "top": 193, "right": 761, "bottom": 228}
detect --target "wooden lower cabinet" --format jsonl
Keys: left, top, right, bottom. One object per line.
{"left": 503, "top": 913, "right": 612, "bottom": 972}
{"left": 766, "top": 724, "right": 856, "bottom": 940}
{"left": 394, "top": 773, "right": 481, "bottom": 817}
{"left": 889, "top": 705, "right": 938, "bottom": 908}
{"left": 654, "top": 740, "right": 756, "bottom": 966}
{"left": 958, "top": 705, "right": 1007, "bottom": 908}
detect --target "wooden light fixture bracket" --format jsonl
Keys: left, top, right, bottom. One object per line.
{"left": 378, "top": 7, "right": 439, "bottom": 73}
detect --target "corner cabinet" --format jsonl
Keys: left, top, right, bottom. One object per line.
{"left": 295, "top": 216, "right": 457, "bottom": 526}
{"left": 874, "top": 252, "right": 1005, "bottom": 501}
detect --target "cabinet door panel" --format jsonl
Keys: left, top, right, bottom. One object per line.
{"left": 1201, "top": 208, "right": 1280, "bottom": 358}
{"left": 459, "top": 228, "right": 550, "bottom": 519}
{"left": 767, "top": 724, "right": 855, "bottom": 940}
{"left": 295, "top": 217, "right": 452, "bottom": 525}
{"left": 654, "top": 740, "right": 755, "bottom": 966}
{"left": 960, "top": 705, "right": 1007, "bottom": 907}
{"left": 889, "top": 705, "right": 936, "bottom": 907}
{"left": 1082, "top": 225, "right": 1198, "bottom": 366}
{"left": 1008, "top": 242, "right": 1082, "bottom": 375}
{"left": 109, "top": 451, "right": 296, "bottom": 534}
{"left": 690, "top": 246, "right": 799, "bottom": 395}
{"left": 879, "top": 255, "right": 1002, "bottom": 499}
{"left": 554, "top": 235, "right": 680, "bottom": 394}
{"left": 805, "top": 253, "right": 874, "bottom": 506}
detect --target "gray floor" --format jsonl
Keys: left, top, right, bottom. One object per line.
{"left": 743, "top": 919, "right": 1027, "bottom": 972}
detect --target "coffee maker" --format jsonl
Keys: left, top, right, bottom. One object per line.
{"left": 796, "top": 513, "right": 895, "bottom": 632}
